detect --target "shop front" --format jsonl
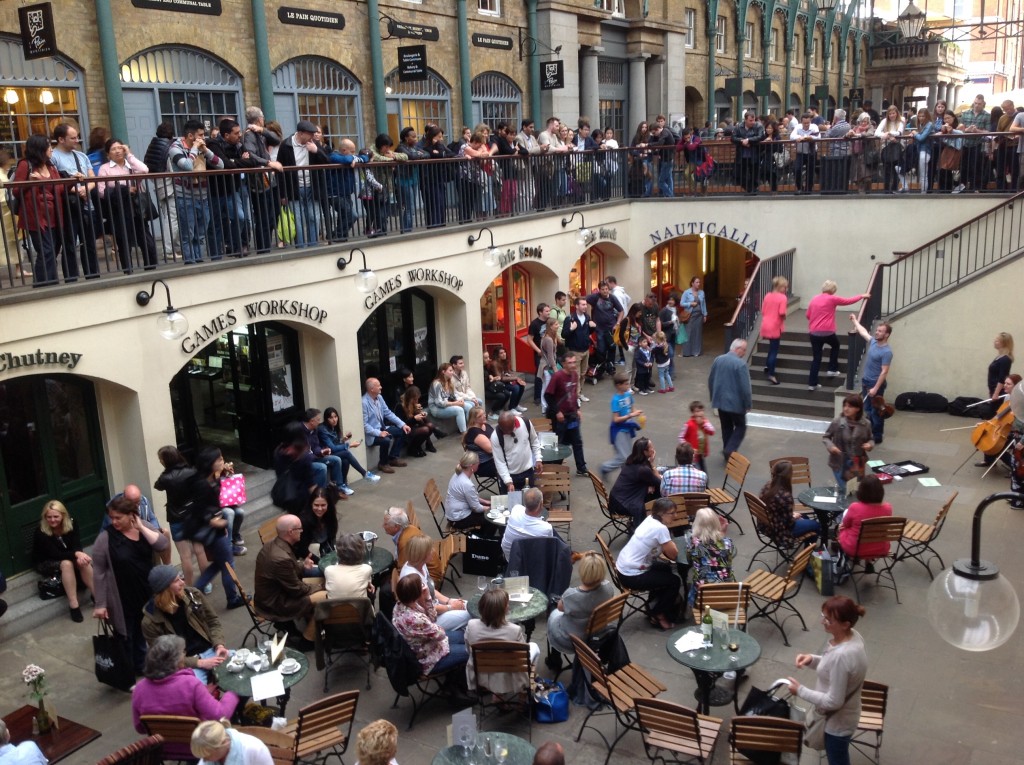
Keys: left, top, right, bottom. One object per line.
{"left": 646, "top": 232, "right": 759, "bottom": 313}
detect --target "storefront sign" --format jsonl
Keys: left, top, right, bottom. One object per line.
{"left": 181, "top": 310, "right": 238, "bottom": 354}
{"left": 472, "top": 33, "right": 513, "bottom": 51}
{"left": 364, "top": 275, "right": 405, "bottom": 311}
{"left": 540, "top": 60, "right": 564, "bottom": 91}
{"left": 0, "top": 349, "right": 82, "bottom": 373}
{"left": 242, "top": 299, "right": 328, "bottom": 324}
{"left": 19, "top": 3, "right": 57, "bottom": 60}
{"left": 598, "top": 227, "right": 617, "bottom": 241}
{"left": 648, "top": 222, "right": 758, "bottom": 253}
{"left": 398, "top": 45, "right": 428, "bottom": 82}
{"left": 278, "top": 6, "right": 344, "bottom": 29}
{"left": 131, "top": 0, "right": 222, "bottom": 15}
{"left": 386, "top": 20, "right": 440, "bottom": 41}
{"left": 406, "top": 267, "right": 463, "bottom": 292}
{"left": 496, "top": 245, "right": 543, "bottom": 269}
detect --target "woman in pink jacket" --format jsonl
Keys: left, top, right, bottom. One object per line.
{"left": 760, "top": 276, "right": 789, "bottom": 385}
{"left": 838, "top": 475, "right": 893, "bottom": 563}
{"left": 806, "top": 280, "right": 870, "bottom": 390}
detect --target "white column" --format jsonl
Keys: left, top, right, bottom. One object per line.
{"left": 580, "top": 47, "right": 601, "bottom": 126}
{"left": 952, "top": 84, "right": 963, "bottom": 107}
{"left": 628, "top": 55, "right": 650, "bottom": 133}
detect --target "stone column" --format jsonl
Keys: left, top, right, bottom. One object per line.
{"left": 629, "top": 55, "right": 651, "bottom": 131}
{"left": 936, "top": 82, "right": 947, "bottom": 103}
{"left": 927, "top": 81, "right": 937, "bottom": 109}
{"left": 952, "top": 84, "right": 963, "bottom": 107}
{"left": 580, "top": 47, "right": 601, "bottom": 128}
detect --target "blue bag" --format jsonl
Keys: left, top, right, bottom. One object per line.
{"left": 533, "top": 679, "right": 570, "bottom": 723}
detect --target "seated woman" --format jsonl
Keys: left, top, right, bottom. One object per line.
{"left": 400, "top": 385, "right": 436, "bottom": 457}
{"left": 131, "top": 635, "right": 239, "bottom": 761}
{"left": 297, "top": 487, "right": 339, "bottom": 563}
{"left": 482, "top": 350, "right": 511, "bottom": 419}
{"left": 428, "top": 362, "right": 471, "bottom": 434}
{"left": 488, "top": 347, "right": 527, "bottom": 413}
{"left": 759, "top": 460, "right": 820, "bottom": 545}
{"left": 463, "top": 406, "right": 499, "bottom": 479}
{"left": 318, "top": 406, "right": 380, "bottom": 492}
{"left": 141, "top": 565, "right": 229, "bottom": 684}
{"left": 190, "top": 720, "right": 274, "bottom": 765}
{"left": 546, "top": 551, "right": 616, "bottom": 655}
{"left": 355, "top": 720, "right": 399, "bottom": 765}
{"left": 838, "top": 474, "right": 894, "bottom": 563}
{"left": 609, "top": 438, "right": 663, "bottom": 529}
{"left": 392, "top": 573, "right": 469, "bottom": 678}
{"left": 685, "top": 507, "right": 736, "bottom": 607}
{"left": 399, "top": 534, "right": 470, "bottom": 632}
{"left": 32, "top": 499, "right": 94, "bottom": 622}
{"left": 444, "top": 452, "right": 492, "bottom": 533}
{"left": 324, "top": 532, "right": 374, "bottom": 600}
{"left": 615, "top": 498, "right": 681, "bottom": 631}
{"left": 465, "top": 588, "right": 539, "bottom": 694}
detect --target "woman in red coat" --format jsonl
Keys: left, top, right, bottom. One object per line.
{"left": 838, "top": 475, "right": 893, "bottom": 561}
{"left": 11, "top": 134, "right": 68, "bottom": 286}
{"left": 760, "top": 276, "right": 789, "bottom": 385}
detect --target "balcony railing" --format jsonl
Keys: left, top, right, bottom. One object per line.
{"left": 1, "top": 134, "right": 1017, "bottom": 292}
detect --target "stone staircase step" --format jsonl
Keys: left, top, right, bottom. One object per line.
{"left": 752, "top": 393, "right": 838, "bottom": 418}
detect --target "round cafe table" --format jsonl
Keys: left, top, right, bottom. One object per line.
{"left": 318, "top": 546, "right": 395, "bottom": 578}
{"left": 667, "top": 626, "right": 761, "bottom": 715}
{"left": 540, "top": 443, "right": 572, "bottom": 464}
{"left": 467, "top": 586, "right": 548, "bottom": 641}
{"left": 432, "top": 733, "right": 536, "bottom": 765}
{"left": 213, "top": 646, "right": 308, "bottom": 716}
{"left": 797, "top": 487, "right": 852, "bottom": 547}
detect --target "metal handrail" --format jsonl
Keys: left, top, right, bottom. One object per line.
{"left": 723, "top": 247, "right": 796, "bottom": 353}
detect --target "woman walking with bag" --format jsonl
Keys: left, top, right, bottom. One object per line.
{"left": 188, "top": 447, "right": 244, "bottom": 610}
{"left": 788, "top": 595, "right": 868, "bottom": 765}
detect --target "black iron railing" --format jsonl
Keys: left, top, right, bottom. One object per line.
{"left": 723, "top": 247, "right": 796, "bottom": 353}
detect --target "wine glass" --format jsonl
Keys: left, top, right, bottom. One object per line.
{"left": 458, "top": 725, "right": 473, "bottom": 759}
{"left": 508, "top": 570, "right": 519, "bottom": 579}
{"left": 494, "top": 735, "right": 508, "bottom": 765}
{"left": 477, "top": 575, "right": 488, "bottom": 593}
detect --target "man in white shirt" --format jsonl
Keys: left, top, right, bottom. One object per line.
{"left": 491, "top": 411, "right": 543, "bottom": 494}
{"left": 535, "top": 117, "right": 567, "bottom": 210}
{"left": 450, "top": 354, "right": 483, "bottom": 408}
{"left": 501, "top": 487, "right": 553, "bottom": 558}
{"left": 0, "top": 720, "right": 47, "bottom": 765}
{"left": 50, "top": 123, "right": 99, "bottom": 279}
{"left": 791, "top": 113, "right": 819, "bottom": 194}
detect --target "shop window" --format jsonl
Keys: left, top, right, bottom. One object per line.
{"left": 598, "top": 101, "right": 625, "bottom": 141}
{"left": 358, "top": 288, "right": 437, "bottom": 396}
{"left": 770, "top": 29, "right": 779, "bottom": 62}
{"left": 384, "top": 69, "right": 452, "bottom": 139}
{"left": 158, "top": 89, "right": 239, "bottom": 135}
{"left": 481, "top": 276, "right": 507, "bottom": 333}
{"left": 471, "top": 72, "right": 521, "bottom": 131}
{"left": 0, "top": 35, "right": 86, "bottom": 158}
{"left": 273, "top": 57, "right": 364, "bottom": 147}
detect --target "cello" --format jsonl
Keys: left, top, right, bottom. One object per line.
{"left": 972, "top": 400, "right": 1016, "bottom": 456}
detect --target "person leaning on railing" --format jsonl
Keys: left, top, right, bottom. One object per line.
{"left": 874, "top": 105, "right": 906, "bottom": 193}
{"left": 11, "top": 134, "right": 68, "bottom": 287}
{"left": 848, "top": 113, "right": 875, "bottom": 194}
{"left": 936, "top": 113, "right": 965, "bottom": 193}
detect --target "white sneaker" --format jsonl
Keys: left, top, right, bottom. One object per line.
{"left": 515, "top": 405, "right": 528, "bottom": 413}
{"left": 808, "top": 384, "right": 821, "bottom": 391}
{"left": 339, "top": 484, "right": 355, "bottom": 496}
{"left": 826, "top": 371, "right": 841, "bottom": 377}
{"left": 952, "top": 183, "right": 965, "bottom": 194}
{"left": 723, "top": 671, "right": 737, "bottom": 680}
{"left": 364, "top": 472, "right": 382, "bottom": 483}
{"left": 578, "top": 394, "right": 590, "bottom": 403}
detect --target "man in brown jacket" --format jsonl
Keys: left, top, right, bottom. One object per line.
{"left": 254, "top": 514, "right": 327, "bottom": 647}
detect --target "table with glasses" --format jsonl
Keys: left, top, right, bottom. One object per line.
{"left": 667, "top": 626, "right": 761, "bottom": 715}
{"left": 797, "top": 487, "right": 853, "bottom": 547}
{"left": 433, "top": 732, "right": 535, "bottom": 765}
{"left": 467, "top": 585, "right": 548, "bottom": 640}
{"left": 213, "top": 646, "right": 309, "bottom": 716}
{"left": 540, "top": 443, "right": 572, "bottom": 464}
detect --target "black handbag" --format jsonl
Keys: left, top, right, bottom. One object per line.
{"left": 37, "top": 576, "right": 63, "bottom": 600}
{"left": 133, "top": 190, "right": 159, "bottom": 222}
{"left": 737, "top": 683, "right": 793, "bottom": 765}
{"left": 93, "top": 619, "right": 136, "bottom": 691}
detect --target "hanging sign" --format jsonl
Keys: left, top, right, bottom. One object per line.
{"left": 472, "top": 33, "right": 513, "bottom": 51}
{"left": 278, "top": 7, "right": 345, "bottom": 30}
{"left": 540, "top": 60, "right": 564, "bottom": 91}
{"left": 131, "top": 0, "right": 222, "bottom": 15}
{"left": 398, "top": 45, "right": 428, "bottom": 82}
{"left": 19, "top": 3, "right": 57, "bottom": 60}
{"left": 387, "top": 19, "right": 439, "bottom": 41}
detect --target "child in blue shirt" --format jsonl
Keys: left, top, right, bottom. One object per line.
{"left": 599, "top": 373, "right": 643, "bottom": 480}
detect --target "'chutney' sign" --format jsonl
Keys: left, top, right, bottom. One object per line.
{"left": 648, "top": 222, "right": 758, "bottom": 253}
{"left": 0, "top": 349, "right": 83, "bottom": 373}
{"left": 278, "top": 6, "right": 345, "bottom": 30}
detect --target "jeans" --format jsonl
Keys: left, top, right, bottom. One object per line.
{"left": 794, "top": 152, "right": 815, "bottom": 192}
{"left": 792, "top": 516, "right": 821, "bottom": 542}
{"left": 211, "top": 190, "right": 249, "bottom": 255}
{"left": 220, "top": 506, "right": 245, "bottom": 543}
{"left": 312, "top": 455, "right": 345, "bottom": 487}
{"left": 555, "top": 418, "right": 586, "bottom": 472}
{"left": 824, "top": 731, "right": 853, "bottom": 765}
{"left": 765, "top": 338, "right": 781, "bottom": 376}
{"left": 658, "top": 366, "right": 673, "bottom": 390}
{"left": 430, "top": 627, "right": 469, "bottom": 675}
{"left": 192, "top": 647, "right": 219, "bottom": 684}
{"left": 657, "top": 160, "right": 674, "bottom": 197}
{"left": 397, "top": 182, "right": 416, "bottom": 233}
{"left": 249, "top": 187, "right": 278, "bottom": 253}
{"left": 293, "top": 185, "right": 322, "bottom": 247}
{"left": 719, "top": 410, "right": 747, "bottom": 458}
{"left": 194, "top": 533, "right": 240, "bottom": 605}
{"left": 505, "top": 383, "right": 525, "bottom": 409}
{"left": 174, "top": 187, "right": 210, "bottom": 263}
{"left": 331, "top": 447, "right": 366, "bottom": 483}
{"left": 370, "top": 426, "right": 406, "bottom": 467}
{"left": 809, "top": 333, "right": 840, "bottom": 386}
{"left": 600, "top": 428, "right": 634, "bottom": 476}
{"left": 29, "top": 228, "right": 61, "bottom": 286}
{"left": 329, "top": 194, "right": 355, "bottom": 240}
{"left": 861, "top": 379, "right": 887, "bottom": 442}
{"left": 429, "top": 404, "right": 467, "bottom": 433}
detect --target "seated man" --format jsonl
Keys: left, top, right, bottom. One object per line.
{"left": 450, "top": 354, "right": 483, "bottom": 408}
{"left": 491, "top": 411, "right": 543, "bottom": 494}
{"left": 383, "top": 506, "right": 443, "bottom": 584}
{"left": 501, "top": 487, "right": 553, "bottom": 558}
{"left": 103, "top": 484, "right": 172, "bottom": 565}
{"left": 361, "top": 377, "right": 411, "bottom": 475}
{"left": 659, "top": 442, "right": 708, "bottom": 496}
{"left": 301, "top": 408, "right": 345, "bottom": 492}
{"left": 253, "top": 514, "right": 327, "bottom": 649}
{"left": 0, "top": 719, "right": 46, "bottom": 765}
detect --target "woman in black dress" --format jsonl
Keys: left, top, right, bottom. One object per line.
{"left": 33, "top": 499, "right": 94, "bottom": 621}
{"left": 608, "top": 437, "right": 663, "bottom": 529}
{"left": 462, "top": 406, "right": 499, "bottom": 479}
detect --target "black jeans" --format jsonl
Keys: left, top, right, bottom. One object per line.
{"left": 719, "top": 410, "right": 747, "bottom": 458}
{"left": 809, "top": 333, "right": 841, "bottom": 386}
{"left": 618, "top": 561, "right": 680, "bottom": 618}
{"left": 555, "top": 417, "right": 586, "bottom": 473}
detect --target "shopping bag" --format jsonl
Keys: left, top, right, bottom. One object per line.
{"left": 675, "top": 322, "right": 689, "bottom": 345}
{"left": 93, "top": 620, "right": 136, "bottom": 691}
{"left": 811, "top": 549, "right": 835, "bottom": 596}
{"left": 219, "top": 473, "right": 247, "bottom": 508}
{"left": 277, "top": 206, "right": 296, "bottom": 244}
{"left": 533, "top": 679, "right": 569, "bottom": 723}
{"left": 462, "top": 536, "right": 503, "bottom": 576}
{"left": 738, "top": 682, "right": 792, "bottom": 765}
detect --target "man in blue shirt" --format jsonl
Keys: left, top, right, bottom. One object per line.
{"left": 851, "top": 315, "right": 894, "bottom": 443}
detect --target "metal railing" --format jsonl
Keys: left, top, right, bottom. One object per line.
{"left": 723, "top": 247, "right": 796, "bottom": 353}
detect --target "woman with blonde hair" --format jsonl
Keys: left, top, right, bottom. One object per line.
{"left": 443, "top": 451, "right": 491, "bottom": 531}
{"left": 355, "top": 719, "right": 399, "bottom": 765}
{"left": 428, "top": 362, "right": 470, "bottom": 434}
{"left": 874, "top": 104, "right": 906, "bottom": 192}
{"left": 546, "top": 550, "right": 616, "bottom": 655}
{"left": 32, "top": 499, "right": 94, "bottom": 621}
{"left": 398, "top": 534, "right": 469, "bottom": 631}
{"left": 760, "top": 275, "right": 789, "bottom": 385}
{"left": 805, "top": 280, "right": 871, "bottom": 390}
{"left": 190, "top": 720, "right": 273, "bottom": 764}
{"left": 685, "top": 507, "right": 736, "bottom": 606}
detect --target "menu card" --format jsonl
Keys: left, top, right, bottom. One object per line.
{"left": 270, "top": 631, "right": 286, "bottom": 666}
{"left": 250, "top": 670, "right": 285, "bottom": 702}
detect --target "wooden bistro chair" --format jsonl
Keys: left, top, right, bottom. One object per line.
{"left": 590, "top": 470, "right": 632, "bottom": 545}
{"left": 690, "top": 582, "right": 750, "bottom": 631}
{"left": 596, "top": 533, "right": 651, "bottom": 626}
{"left": 530, "top": 417, "right": 553, "bottom": 432}
{"left": 313, "top": 597, "right": 375, "bottom": 691}
{"left": 470, "top": 640, "right": 535, "bottom": 738}
{"left": 769, "top": 456, "right": 812, "bottom": 510}
{"left": 634, "top": 697, "right": 723, "bottom": 765}
{"left": 138, "top": 716, "right": 199, "bottom": 764}
{"left": 850, "top": 680, "right": 889, "bottom": 765}
{"left": 744, "top": 491, "right": 817, "bottom": 573}
{"left": 435, "top": 533, "right": 464, "bottom": 596}
{"left": 95, "top": 735, "right": 165, "bottom": 765}
{"left": 257, "top": 515, "right": 281, "bottom": 544}
{"left": 707, "top": 452, "right": 751, "bottom": 534}
{"left": 571, "top": 635, "right": 667, "bottom": 765}
{"left": 424, "top": 477, "right": 480, "bottom": 538}
{"left": 535, "top": 463, "right": 573, "bottom": 543}
{"left": 896, "top": 491, "right": 957, "bottom": 580}
{"left": 235, "top": 727, "right": 296, "bottom": 765}
{"left": 646, "top": 496, "right": 691, "bottom": 537}
{"left": 547, "top": 592, "right": 629, "bottom": 679}
{"left": 225, "top": 562, "right": 278, "bottom": 648}
{"left": 744, "top": 543, "right": 816, "bottom": 646}
{"left": 281, "top": 690, "right": 359, "bottom": 765}
{"left": 728, "top": 715, "right": 804, "bottom": 764}
{"left": 836, "top": 516, "right": 908, "bottom": 604}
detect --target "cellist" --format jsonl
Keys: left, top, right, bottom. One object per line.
{"left": 975, "top": 373, "right": 1021, "bottom": 468}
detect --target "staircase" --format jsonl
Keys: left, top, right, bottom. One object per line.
{"left": 749, "top": 328, "right": 848, "bottom": 418}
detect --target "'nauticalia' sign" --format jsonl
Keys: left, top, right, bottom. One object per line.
{"left": 649, "top": 222, "right": 758, "bottom": 253}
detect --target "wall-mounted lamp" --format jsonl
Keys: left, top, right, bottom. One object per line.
{"left": 3, "top": 89, "right": 19, "bottom": 105}
{"left": 337, "top": 248, "right": 379, "bottom": 293}
{"left": 39, "top": 90, "right": 55, "bottom": 106}
{"left": 926, "top": 385, "right": 1023, "bottom": 651}
{"left": 561, "top": 211, "right": 595, "bottom": 247}
{"left": 136, "top": 279, "right": 189, "bottom": 340}
{"left": 469, "top": 227, "right": 502, "bottom": 268}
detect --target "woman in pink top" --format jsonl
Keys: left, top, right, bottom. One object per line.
{"left": 97, "top": 138, "right": 158, "bottom": 273}
{"left": 760, "top": 276, "right": 789, "bottom": 385}
{"left": 838, "top": 474, "right": 893, "bottom": 562}
{"left": 806, "top": 280, "right": 870, "bottom": 390}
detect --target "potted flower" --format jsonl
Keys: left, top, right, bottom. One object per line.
{"left": 22, "top": 664, "right": 54, "bottom": 734}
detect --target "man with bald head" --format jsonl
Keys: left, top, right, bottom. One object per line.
{"left": 254, "top": 513, "right": 327, "bottom": 648}
{"left": 491, "top": 410, "right": 543, "bottom": 494}
{"left": 104, "top": 483, "right": 172, "bottom": 564}
{"left": 362, "top": 377, "right": 411, "bottom": 475}
{"left": 532, "top": 742, "right": 564, "bottom": 765}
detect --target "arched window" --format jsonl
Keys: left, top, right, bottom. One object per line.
{"left": 789, "top": 92, "right": 803, "bottom": 112}
{"left": 767, "top": 92, "right": 783, "bottom": 116}
{"left": 714, "top": 88, "right": 731, "bottom": 124}
{"left": 471, "top": 72, "right": 521, "bottom": 131}
{"left": 273, "top": 57, "right": 363, "bottom": 147}
{"left": 384, "top": 69, "right": 451, "bottom": 139}
{"left": 742, "top": 90, "right": 757, "bottom": 116}
{"left": 0, "top": 35, "right": 87, "bottom": 157}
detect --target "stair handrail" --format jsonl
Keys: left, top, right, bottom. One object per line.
{"left": 723, "top": 247, "right": 796, "bottom": 354}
